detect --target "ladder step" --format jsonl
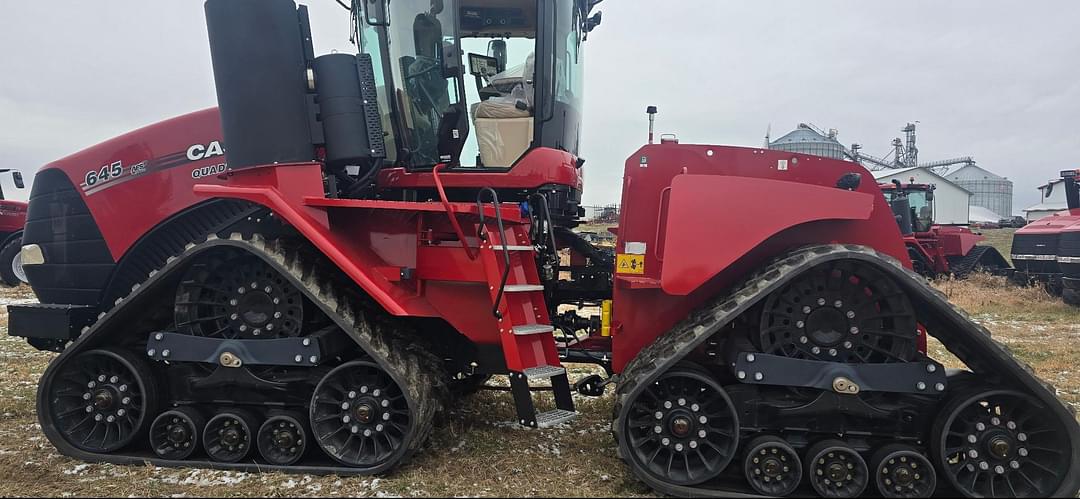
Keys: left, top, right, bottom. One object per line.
{"left": 536, "top": 409, "right": 577, "bottom": 428}
{"left": 504, "top": 284, "right": 544, "bottom": 292}
{"left": 512, "top": 324, "right": 555, "bottom": 336}
{"left": 492, "top": 244, "right": 534, "bottom": 251}
{"left": 524, "top": 365, "right": 566, "bottom": 380}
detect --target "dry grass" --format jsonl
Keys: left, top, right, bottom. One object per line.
{"left": 0, "top": 272, "right": 1075, "bottom": 497}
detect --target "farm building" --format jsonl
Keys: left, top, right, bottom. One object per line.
{"left": 940, "top": 164, "right": 1013, "bottom": 219}
{"left": 1023, "top": 179, "right": 1070, "bottom": 221}
{"left": 873, "top": 167, "right": 974, "bottom": 225}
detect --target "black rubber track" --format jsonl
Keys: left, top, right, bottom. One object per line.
{"left": 36, "top": 233, "right": 445, "bottom": 475}
{"left": 948, "top": 245, "right": 1011, "bottom": 278}
{"left": 612, "top": 244, "right": 1080, "bottom": 498}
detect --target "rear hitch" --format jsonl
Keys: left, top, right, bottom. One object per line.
{"left": 574, "top": 374, "right": 611, "bottom": 397}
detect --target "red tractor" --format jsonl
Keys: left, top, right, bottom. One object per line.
{"left": 1011, "top": 169, "right": 1080, "bottom": 304}
{"left": 880, "top": 180, "right": 1010, "bottom": 278}
{"left": 9, "top": 1, "right": 1079, "bottom": 497}
{"left": 0, "top": 168, "right": 29, "bottom": 286}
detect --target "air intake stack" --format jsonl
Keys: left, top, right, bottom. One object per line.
{"left": 204, "top": 0, "right": 384, "bottom": 172}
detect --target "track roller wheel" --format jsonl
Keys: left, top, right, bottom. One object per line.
{"left": 871, "top": 444, "right": 936, "bottom": 498}
{"left": 310, "top": 360, "right": 414, "bottom": 471}
{"left": 257, "top": 412, "right": 308, "bottom": 466}
{"left": 805, "top": 440, "right": 869, "bottom": 498}
{"left": 620, "top": 367, "right": 739, "bottom": 486}
{"left": 43, "top": 348, "right": 157, "bottom": 453}
{"left": 742, "top": 435, "right": 802, "bottom": 497}
{"left": 149, "top": 407, "right": 205, "bottom": 460}
{"left": 203, "top": 409, "right": 259, "bottom": 463}
{"left": 933, "top": 389, "right": 1072, "bottom": 497}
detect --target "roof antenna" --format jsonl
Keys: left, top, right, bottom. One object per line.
{"left": 647, "top": 106, "right": 657, "bottom": 144}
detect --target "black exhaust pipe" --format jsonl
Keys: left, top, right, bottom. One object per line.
{"left": 204, "top": 0, "right": 316, "bottom": 170}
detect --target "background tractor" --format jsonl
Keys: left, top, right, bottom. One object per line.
{"left": 7, "top": 1, "right": 1079, "bottom": 497}
{"left": 880, "top": 180, "right": 1010, "bottom": 278}
{"left": 1011, "top": 169, "right": 1080, "bottom": 305}
{"left": 0, "top": 168, "right": 28, "bottom": 287}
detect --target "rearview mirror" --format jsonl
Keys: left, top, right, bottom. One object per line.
{"left": 925, "top": 190, "right": 934, "bottom": 202}
{"left": 487, "top": 40, "right": 507, "bottom": 73}
{"left": 11, "top": 171, "right": 24, "bottom": 189}
{"left": 362, "top": 0, "right": 390, "bottom": 26}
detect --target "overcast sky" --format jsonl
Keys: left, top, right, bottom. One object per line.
{"left": 3, "top": 1, "right": 1078, "bottom": 213}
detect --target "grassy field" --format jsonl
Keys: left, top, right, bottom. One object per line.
{"left": 0, "top": 271, "right": 1076, "bottom": 497}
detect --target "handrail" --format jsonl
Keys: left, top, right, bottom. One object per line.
{"left": 477, "top": 187, "right": 511, "bottom": 319}
{"left": 432, "top": 163, "right": 477, "bottom": 260}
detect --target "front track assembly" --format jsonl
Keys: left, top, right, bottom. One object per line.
{"left": 37, "top": 234, "right": 445, "bottom": 475}
{"left": 613, "top": 244, "right": 1080, "bottom": 498}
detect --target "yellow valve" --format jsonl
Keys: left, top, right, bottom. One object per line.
{"left": 601, "top": 300, "right": 613, "bottom": 337}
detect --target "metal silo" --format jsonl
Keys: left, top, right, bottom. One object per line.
{"left": 944, "top": 165, "right": 1014, "bottom": 218}
{"left": 768, "top": 124, "right": 846, "bottom": 160}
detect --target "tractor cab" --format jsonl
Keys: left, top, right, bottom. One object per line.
{"left": 355, "top": 0, "right": 601, "bottom": 170}
{"left": 881, "top": 181, "right": 936, "bottom": 234}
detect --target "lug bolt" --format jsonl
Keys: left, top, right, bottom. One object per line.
{"left": 653, "top": 426, "right": 662, "bottom": 434}
{"left": 98, "top": 375, "right": 106, "bottom": 382}
{"left": 264, "top": 286, "right": 272, "bottom": 293}
{"left": 992, "top": 417, "right": 1001, "bottom": 426}
{"left": 690, "top": 403, "right": 700, "bottom": 412}
{"left": 699, "top": 416, "right": 708, "bottom": 424}
{"left": 746, "top": 354, "right": 756, "bottom": 363}
{"left": 1019, "top": 448, "right": 1028, "bottom": 457}
{"left": 273, "top": 298, "right": 280, "bottom": 304}
{"left": 147, "top": 349, "right": 155, "bottom": 357}
{"left": 376, "top": 424, "right": 384, "bottom": 432}
{"left": 969, "top": 449, "right": 979, "bottom": 459}
{"left": 373, "top": 389, "right": 381, "bottom": 397}
{"left": 655, "top": 412, "right": 663, "bottom": 420}
{"left": 843, "top": 341, "right": 853, "bottom": 349}
{"left": 995, "top": 465, "right": 1005, "bottom": 475}
{"left": 116, "top": 409, "right": 125, "bottom": 417}
{"left": 381, "top": 400, "right": 390, "bottom": 408}
{"left": 754, "top": 372, "right": 764, "bottom": 381}
{"left": 689, "top": 441, "right": 698, "bottom": 449}
{"left": 796, "top": 321, "right": 805, "bottom": 329}
{"left": 239, "top": 325, "right": 247, "bottom": 332}
{"left": 1007, "top": 421, "right": 1017, "bottom": 430}
{"left": 342, "top": 416, "right": 351, "bottom": 423}
{"left": 309, "top": 355, "right": 318, "bottom": 363}
{"left": 274, "top": 312, "right": 283, "bottom": 319}
{"left": 85, "top": 406, "right": 93, "bottom": 413}
{"left": 341, "top": 402, "right": 350, "bottom": 410}
{"left": 976, "top": 423, "right": 986, "bottom": 432}
{"left": 979, "top": 461, "right": 989, "bottom": 471}
{"left": 917, "top": 382, "right": 926, "bottom": 390}
{"left": 661, "top": 438, "right": 670, "bottom": 446}
{"left": 364, "top": 429, "right": 372, "bottom": 437}
{"left": 817, "top": 298, "right": 826, "bottom": 306}
{"left": 106, "top": 415, "right": 115, "bottom": 423}
{"left": 351, "top": 426, "right": 359, "bottom": 434}
{"left": 230, "top": 299, "right": 238, "bottom": 306}
{"left": 926, "top": 364, "right": 937, "bottom": 373}
{"left": 361, "top": 386, "right": 369, "bottom": 394}
{"left": 811, "top": 347, "right": 821, "bottom": 355}
{"left": 737, "top": 371, "right": 747, "bottom": 380}
{"left": 935, "top": 383, "right": 946, "bottom": 392}
{"left": 677, "top": 398, "right": 686, "bottom": 406}
{"left": 834, "top": 300, "right": 843, "bottom": 308}
{"left": 698, "top": 430, "right": 707, "bottom": 438}
{"left": 800, "top": 336, "right": 809, "bottom": 344}
{"left": 846, "top": 311, "right": 856, "bottom": 319}
{"left": 663, "top": 401, "right": 672, "bottom": 409}
{"left": 162, "top": 349, "right": 170, "bottom": 358}
{"left": 674, "top": 443, "right": 684, "bottom": 452}
{"left": 237, "top": 287, "right": 246, "bottom": 294}
{"left": 230, "top": 313, "right": 239, "bottom": 320}
{"left": 1010, "top": 461, "right": 1020, "bottom": 470}
{"left": 382, "top": 413, "right": 391, "bottom": 421}
{"left": 849, "top": 326, "right": 859, "bottom": 334}
{"left": 94, "top": 414, "right": 103, "bottom": 422}
{"left": 829, "top": 348, "right": 837, "bottom": 357}
{"left": 1017, "top": 433, "right": 1027, "bottom": 442}
{"left": 154, "top": 333, "right": 164, "bottom": 341}
{"left": 83, "top": 393, "right": 91, "bottom": 401}
{"left": 803, "top": 306, "right": 812, "bottom": 314}
{"left": 968, "top": 435, "right": 978, "bottom": 444}
{"left": 294, "top": 355, "right": 303, "bottom": 363}
{"left": 250, "top": 282, "right": 258, "bottom": 289}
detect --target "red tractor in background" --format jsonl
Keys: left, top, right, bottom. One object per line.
{"left": 8, "top": 1, "right": 1079, "bottom": 497}
{"left": 0, "top": 168, "right": 29, "bottom": 286}
{"left": 1011, "top": 169, "right": 1080, "bottom": 305}
{"left": 880, "top": 180, "right": 1011, "bottom": 278}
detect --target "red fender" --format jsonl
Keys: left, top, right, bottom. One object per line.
{"left": 659, "top": 176, "right": 875, "bottom": 295}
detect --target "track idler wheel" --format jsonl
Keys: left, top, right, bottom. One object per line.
{"left": 149, "top": 407, "right": 205, "bottom": 460}
{"left": 805, "top": 440, "right": 869, "bottom": 498}
{"left": 310, "top": 360, "right": 414, "bottom": 471}
{"left": 933, "top": 389, "right": 1072, "bottom": 497}
{"left": 257, "top": 413, "right": 308, "bottom": 466}
{"left": 742, "top": 435, "right": 802, "bottom": 497}
{"left": 621, "top": 367, "right": 739, "bottom": 486}
{"left": 203, "top": 409, "right": 259, "bottom": 463}
{"left": 871, "top": 445, "right": 936, "bottom": 498}
{"left": 43, "top": 348, "right": 158, "bottom": 453}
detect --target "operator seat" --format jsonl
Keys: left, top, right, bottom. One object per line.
{"left": 471, "top": 52, "right": 535, "bottom": 167}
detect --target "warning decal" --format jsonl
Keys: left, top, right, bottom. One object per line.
{"left": 616, "top": 254, "right": 645, "bottom": 275}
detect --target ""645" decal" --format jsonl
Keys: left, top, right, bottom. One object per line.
{"left": 84, "top": 161, "right": 123, "bottom": 187}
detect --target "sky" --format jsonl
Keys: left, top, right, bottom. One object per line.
{"left": 2, "top": 1, "right": 1079, "bottom": 214}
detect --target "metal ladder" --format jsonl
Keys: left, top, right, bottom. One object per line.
{"left": 476, "top": 189, "right": 576, "bottom": 428}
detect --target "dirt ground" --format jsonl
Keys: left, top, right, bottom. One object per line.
{"left": 0, "top": 271, "right": 1075, "bottom": 497}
